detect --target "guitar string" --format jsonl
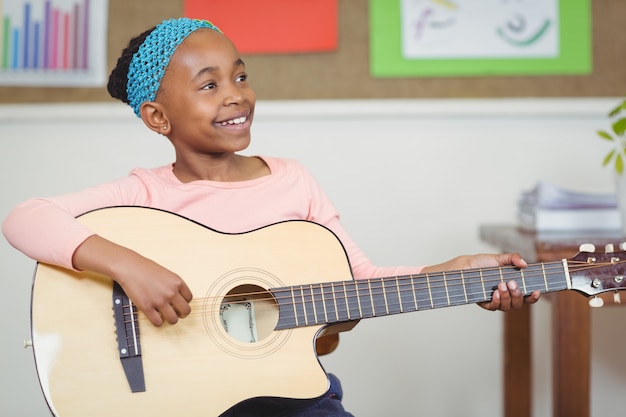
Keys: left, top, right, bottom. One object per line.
{"left": 143, "top": 259, "right": 606, "bottom": 310}
{"left": 123, "top": 259, "right": 623, "bottom": 331}
{"left": 124, "top": 259, "right": 624, "bottom": 347}
{"left": 127, "top": 260, "right": 613, "bottom": 320}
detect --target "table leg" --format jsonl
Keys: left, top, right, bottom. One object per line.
{"left": 504, "top": 304, "right": 531, "bottom": 417}
{"left": 551, "top": 292, "right": 590, "bottom": 417}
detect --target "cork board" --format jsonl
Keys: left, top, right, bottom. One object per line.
{"left": 1, "top": 0, "right": 625, "bottom": 103}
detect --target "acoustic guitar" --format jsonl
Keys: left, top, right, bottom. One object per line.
{"left": 29, "top": 206, "right": 626, "bottom": 416}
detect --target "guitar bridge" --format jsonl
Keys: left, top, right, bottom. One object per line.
{"left": 112, "top": 282, "right": 146, "bottom": 393}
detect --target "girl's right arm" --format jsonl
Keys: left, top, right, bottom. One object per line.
{"left": 72, "top": 234, "right": 193, "bottom": 326}
{"left": 2, "top": 177, "right": 193, "bottom": 326}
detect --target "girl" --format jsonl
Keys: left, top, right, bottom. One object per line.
{"left": 2, "top": 18, "right": 539, "bottom": 416}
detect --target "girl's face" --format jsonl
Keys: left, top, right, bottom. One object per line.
{"left": 155, "top": 29, "right": 256, "bottom": 156}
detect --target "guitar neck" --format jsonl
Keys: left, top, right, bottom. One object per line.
{"left": 273, "top": 261, "right": 570, "bottom": 329}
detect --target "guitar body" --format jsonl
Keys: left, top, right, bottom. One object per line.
{"left": 31, "top": 207, "right": 355, "bottom": 416}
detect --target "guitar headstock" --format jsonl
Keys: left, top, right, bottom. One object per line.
{"left": 568, "top": 243, "right": 626, "bottom": 304}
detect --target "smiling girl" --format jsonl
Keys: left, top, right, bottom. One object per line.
{"left": 2, "top": 18, "right": 538, "bottom": 417}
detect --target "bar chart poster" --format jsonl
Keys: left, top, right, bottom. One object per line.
{"left": 0, "top": 0, "right": 108, "bottom": 86}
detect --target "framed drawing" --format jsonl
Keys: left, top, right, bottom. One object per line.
{"left": 370, "top": 0, "right": 592, "bottom": 77}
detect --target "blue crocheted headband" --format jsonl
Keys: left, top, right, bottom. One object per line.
{"left": 126, "top": 18, "right": 222, "bottom": 117}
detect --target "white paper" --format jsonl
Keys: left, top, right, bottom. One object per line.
{"left": 401, "top": 0, "right": 559, "bottom": 59}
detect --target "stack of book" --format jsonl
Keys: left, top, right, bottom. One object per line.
{"left": 518, "top": 181, "right": 622, "bottom": 232}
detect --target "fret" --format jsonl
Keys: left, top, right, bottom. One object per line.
{"left": 367, "top": 280, "right": 376, "bottom": 316}
{"left": 425, "top": 273, "right": 434, "bottom": 308}
{"left": 353, "top": 280, "right": 364, "bottom": 318}
{"left": 298, "top": 285, "right": 314, "bottom": 326}
{"left": 334, "top": 282, "right": 350, "bottom": 322}
{"left": 310, "top": 284, "right": 326, "bottom": 324}
{"left": 541, "top": 263, "right": 550, "bottom": 292}
{"left": 331, "top": 284, "right": 339, "bottom": 321}
{"left": 395, "top": 278, "right": 404, "bottom": 313}
{"left": 442, "top": 272, "right": 451, "bottom": 306}
{"left": 369, "top": 279, "right": 387, "bottom": 316}
{"left": 413, "top": 275, "right": 434, "bottom": 311}
{"left": 356, "top": 280, "right": 374, "bottom": 318}
{"left": 479, "top": 268, "right": 487, "bottom": 300}
{"left": 520, "top": 269, "right": 527, "bottom": 293}
{"left": 344, "top": 281, "right": 361, "bottom": 320}
{"left": 381, "top": 279, "right": 389, "bottom": 315}
{"left": 409, "top": 276, "right": 419, "bottom": 310}
{"left": 397, "top": 276, "right": 418, "bottom": 313}
{"left": 321, "top": 283, "right": 338, "bottom": 323}
{"left": 318, "top": 284, "right": 329, "bottom": 323}
{"left": 520, "top": 264, "right": 558, "bottom": 293}
{"left": 428, "top": 273, "right": 450, "bottom": 309}
{"left": 304, "top": 286, "right": 315, "bottom": 325}
{"left": 383, "top": 278, "right": 402, "bottom": 315}
{"left": 341, "top": 282, "right": 351, "bottom": 320}
{"left": 544, "top": 262, "right": 569, "bottom": 292}
{"left": 290, "top": 287, "right": 301, "bottom": 326}
{"left": 460, "top": 270, "right": 468, "bottom": 304}
{"left": 444, "top": 272, "right": 469, "bottom": 306}
{"left": 307, "top": 284, "right": 316, "bottom": 324}
{"left": 463, "top": 269, "right": 490, "bottom": 304}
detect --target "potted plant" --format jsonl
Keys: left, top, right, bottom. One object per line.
{"left": 597, "top": 97, "right": 626, "bottom": 234}
{"left": 597, "top": 98, "right": 626, "bottom": 174}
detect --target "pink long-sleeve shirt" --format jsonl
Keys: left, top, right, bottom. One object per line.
{"left": 3, "top": 157, "right": 424, "bottom": 279}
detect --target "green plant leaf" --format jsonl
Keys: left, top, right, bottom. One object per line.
{"left": 608, "top": 100, "right": 626, "bottom": 117}
{"left": 616, "top": 153, "right": 624, "bottom": 174}
{"left": 603, "top": 149, "right": 615, "bottom": 166}
{"left": 613, "top": 118, "right": 626, "bottom": 136}
{"left": 597, "top": 130, "right": 614, "bottom": 141}
{"left": 615, "top": 154, "right": 624, "bottom": 175}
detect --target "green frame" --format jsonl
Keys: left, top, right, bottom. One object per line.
{"left": 369, "top": 0, "right": 592, "bottom": 77}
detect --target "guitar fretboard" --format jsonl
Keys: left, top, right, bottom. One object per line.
{"left": 272, "top": 261, "right": 569, "bottom": 329}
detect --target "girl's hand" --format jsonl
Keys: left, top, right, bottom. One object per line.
{"left": 110, "top": 254, "right": 193, "bottom": 326}
{"left": 421, "top": 253, "right": 540, "bottom": 311}
{"left": 72, "top": 235, "right": 193, "bottom": 326}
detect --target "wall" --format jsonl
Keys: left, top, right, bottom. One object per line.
{"left": 1, "top": 0, "right": 626, "bottom": 103}
{"left": 1, "top": 98, "right": 625, "bottom": 417}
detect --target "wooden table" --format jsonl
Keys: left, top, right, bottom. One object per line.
{"left": 479, "top": 225, "right": 624, "bottom": 417}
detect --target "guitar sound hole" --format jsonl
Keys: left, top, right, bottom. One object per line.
{"left": 219, "top": 284, "right": 278, "bottom": 344}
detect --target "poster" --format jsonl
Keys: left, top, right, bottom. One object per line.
{"left": 184, "top": 0, "right": 337, "bottom": 54}
{"left": 0, "top": 0, "right": 108, "bottom": 86}
{"left": 370, "top": 0, "right": 591, "bottom": 77}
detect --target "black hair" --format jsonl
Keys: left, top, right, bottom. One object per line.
{"left": 107, "top": 27, "right": 155, "bottom": 104}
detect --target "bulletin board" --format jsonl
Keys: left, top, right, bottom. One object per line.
{"left": 0, "top": 0, "right": 625, "bottom": 103}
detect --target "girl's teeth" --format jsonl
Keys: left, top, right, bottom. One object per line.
{"left": 220, "top": 117, "right": 246, "bottom": 126}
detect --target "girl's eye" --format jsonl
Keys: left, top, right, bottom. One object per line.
{"left": 202, "top": 82, "right": 217, "bottom": 90}
{"left": 236, "top": 74, "right": 248, "bottom": 83}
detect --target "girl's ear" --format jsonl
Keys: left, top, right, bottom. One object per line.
{"left": 140, "top": 102, "right": 170, "bottom": 136}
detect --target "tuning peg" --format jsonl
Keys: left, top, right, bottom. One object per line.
{"left": 606, "top": 244, "right": 615, "bottom": 253}
{"left": 23, "top": 339, "right": 32, "bottom": 349}
{"left": 620, "top": 242, "right": 626, "bottom": 251}
{"left": 589, "top": 297, "right": 604, "bottom": 308}
{"left": 579, "top": 243, "right": 595, "bottom": 253}
{"left": 614, "top": 291, "right": 621, "bottom": 304}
